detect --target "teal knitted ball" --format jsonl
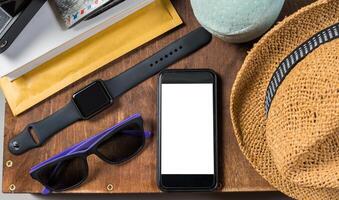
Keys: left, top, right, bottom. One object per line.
{"left": 191, "top": 0, "right": 285, "bottom": 43}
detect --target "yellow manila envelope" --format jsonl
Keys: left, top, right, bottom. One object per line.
{"left": 0, "top": 0, "right": 182, "bottom": 116}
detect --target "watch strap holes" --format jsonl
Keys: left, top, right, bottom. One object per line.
{"left": 149, "top": 45, "right": 183, "bottom": 67}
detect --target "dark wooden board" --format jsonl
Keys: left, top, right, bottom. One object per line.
{"left": 2, "top": 0, "right": 314, "bottom": 193}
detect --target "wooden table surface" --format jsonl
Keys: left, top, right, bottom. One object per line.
{"left": 2, "top": 0, "right": 315, "bottom": 194}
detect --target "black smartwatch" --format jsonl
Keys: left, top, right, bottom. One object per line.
{"left": 72, "top": 80, "right": 113, "bottom": 119}
{"left": 9, "top": 27, "right": 212, "bottom": 155}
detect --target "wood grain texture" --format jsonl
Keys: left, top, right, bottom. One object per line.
{"left": 2, "top": 0, "right": 315, "bottom": 194}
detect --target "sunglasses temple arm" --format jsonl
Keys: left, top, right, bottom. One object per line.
{"left": 41, "top": 187, "right": 52, "bottom": 195}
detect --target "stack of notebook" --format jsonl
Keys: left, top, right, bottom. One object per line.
{"left": 0, "top": 0, "right": 153, "bottom": 80}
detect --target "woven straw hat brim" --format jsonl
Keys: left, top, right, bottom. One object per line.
{"left": 230, "top": 0, "right": 339, "bottom": 199}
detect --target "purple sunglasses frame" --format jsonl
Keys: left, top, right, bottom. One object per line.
{"left": 29, "top": 113, "right": 152, "bottom": 194}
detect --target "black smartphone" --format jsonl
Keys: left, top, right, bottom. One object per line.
{"left": 157, "top": 69, "right": 218, "bottom": 191}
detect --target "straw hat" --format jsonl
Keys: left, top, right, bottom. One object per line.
{"left": 230, "top": 0, "right": 338, "bottom": 199}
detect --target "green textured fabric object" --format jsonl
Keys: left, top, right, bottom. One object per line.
{"left": 191, "top": 0, "right": 285, "bottom": 43}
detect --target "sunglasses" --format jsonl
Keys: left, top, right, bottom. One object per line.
{"left": 30, "top": 113, "right": 151, "bottom": 194}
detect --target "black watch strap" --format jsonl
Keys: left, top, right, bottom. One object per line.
{"left": 9, "top": 27, "right": 212, "bottom": 155}
{"left": 105, "top": 27, "right": 212, "bottom": 97}
{"left": 9, "top": 102, "right": 82, "bottom": 154}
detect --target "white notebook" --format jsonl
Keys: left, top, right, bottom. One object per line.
{"left": 0, "top": 0, "right": 153, "bottom": 80}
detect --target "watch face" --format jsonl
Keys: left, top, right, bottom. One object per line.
{"left": 72, "top": 80, "right": 112, "bottom": 119}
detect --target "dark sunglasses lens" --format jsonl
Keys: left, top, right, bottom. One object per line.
{"left": 96, "top": 123, "right": 145, "bottom": 163}
{"left": 36, "top": 157, "right": 87, "bottom": 191}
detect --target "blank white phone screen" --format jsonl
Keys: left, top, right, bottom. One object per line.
{"left": 161, "top": 83, "right": 214, "bottom": 174}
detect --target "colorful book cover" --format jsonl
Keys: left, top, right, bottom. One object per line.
{"left": 54, "top": 0, "right": 124, "bottom": 28}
